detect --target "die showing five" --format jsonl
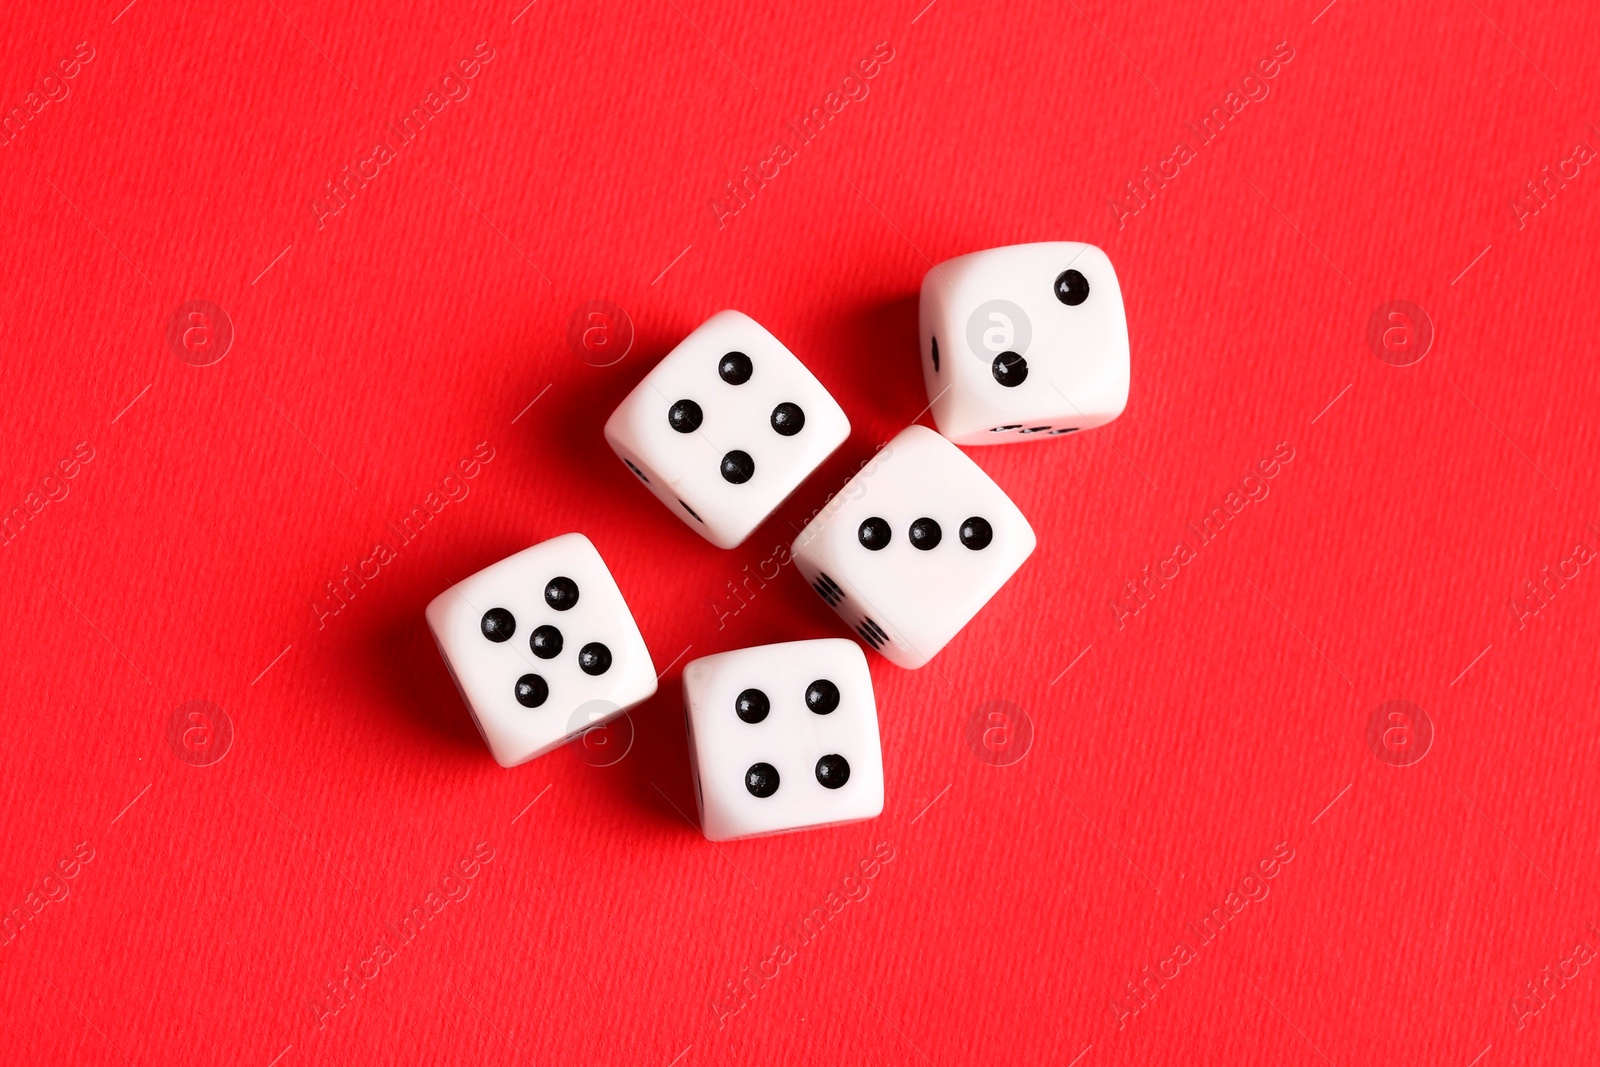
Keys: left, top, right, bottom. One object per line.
{"left": 475, "top": 577, "right": 611, "bottom": 708}
{"left": 426, "top": 535, "right": 657, "bottom": 768}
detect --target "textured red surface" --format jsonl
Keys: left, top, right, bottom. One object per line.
{"left": 3, "top": 0, "right": 1598, "bottom": 1063}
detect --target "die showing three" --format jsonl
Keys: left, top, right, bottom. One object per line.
{"left": 791, "top": 425, "right": 1036, "bottom": 670}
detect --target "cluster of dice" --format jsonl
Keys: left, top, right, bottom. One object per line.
{"left": 426, "top": 242, "right": 1130, "bottom": 840}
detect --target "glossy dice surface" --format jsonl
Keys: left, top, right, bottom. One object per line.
{"left": 605, "top": 310, "right": 850, "bottom": 548}
{"left": 791, "top": 425, "right": 1036, "bottom": 669}
{"left": 919, "top": 242, "right": 1130, "bottom": 444}
{"left": 684, "top": 639, "right": 883, "bottom": 841}
{"left": 426, "top": 534, "right": 657, "bottom": 767}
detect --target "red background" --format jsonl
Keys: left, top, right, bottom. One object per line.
{"left": 3, "top": 0, "right": 1598, "bottom": 1063}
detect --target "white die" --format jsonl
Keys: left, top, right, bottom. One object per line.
{"left": 791, "top": 425, "right": 1035, "bottom": 669}
{"left": 604, "top": 310, "right": 850, "bottom": 549}
{"left": 425, "top": 534, "right": 658, "bottom": 767}
{"left": 683, "top": 639, "right": 883, "bottom": 841}
{"left": 919, "top": 241, "right": 1130, "bottom": 444}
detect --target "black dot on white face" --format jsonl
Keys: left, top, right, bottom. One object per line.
{"left": 930, "top": 336, "right": 940, "bottom": 371}
{"left": 545, "top": 577, "right": 579, "bottom": 611}
{"left": 480, "top": 608, "right": 515, "bottom": 642}
{"left": 623, "top": 458, "right": 649, "bottom": 483}
{"left": 815, "top": 754, "right": 850, "bottom": 789}
{"left": 736, "top": 688, "right": 769, "bottom": 724}
{"left": 679, "top": 499, "right": 703, "bottom": 522}
{"left": 856, "top": 617, "right": 888, "bottom": 649}
{"left": 515, "top": 673, "right": 548, "bottom": 708}
{"left": 806, "top": 679, "right": 840, "bottom": 714}
{"left": 1055, "top": 268, "right": 1090, "bottom": 306}
{"left": 858, "top": 517, "right": 891, "bottom": 550}
{"left": 578, "top": 642, "right": 612, "bottom": 675}
{"left": 909, "top": 517, "right": 942, "bottom": 550}
{"left": 719, "top": 352, "right": 753, "bottom": 385}
{"left": 745, "top": 762, "right": 779, "bottom": 798}
{"left": 1019, "top": 426, "right": 1051, "bottom": 434}
{"left": 992, "top": 351, "right": 1028, "bottom": 387}
{"left": 721, "top": 450, "right": 755, "bottom": 484}
{"left": 1049, "top": 427, "right": 1078, "bottom": 435}
{"left": 668, "top": 399, "right": 703, "bottom": 433}
{"left": 529, "top": 625, "right": 562, "bottom": 659}
{"left": 959, "top": 516, "right": 993, "bottom": 550}
{"left": 990, "top": 424, "right": 1022, "bottom": 433}
{"left": 770, "top": 402, "right": 805, "bottom": 436}
{"left": 812, "top": 571, "right": 845, "bottom": 606}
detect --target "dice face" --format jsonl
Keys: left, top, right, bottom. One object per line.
{"left": 920, "top": 242, "right": 1130, "bottom": 444}
{"left": 683, "top": 639, "right": 883, "bottom": 841}
{"left": 604, "top": 310, "right": 851, "bottom": 549}
{"left": 425, "top": 534, "right": 658, "bottom": 767}
{"left": 791, "top": 425, "right": 1036, "bottom": 669}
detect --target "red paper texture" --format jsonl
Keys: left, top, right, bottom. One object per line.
{"left": 2, "top": 0, "right": 1597, "bottom": 1063}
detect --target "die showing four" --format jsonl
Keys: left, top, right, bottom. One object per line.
{"left": 684, "top": 639, "right": 883, "bottom": 842}
{"left": 739, "top": 680, "right": 850, "bottom": 796}
{"left": 604, "top": 310, "right": 850, "bottom": 549}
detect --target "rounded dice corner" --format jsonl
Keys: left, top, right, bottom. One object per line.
{"left": 422, "top": 534, "right": 658, "bottom": 769}
{"left": 1015, "top": 514, "right": 1040, "bottom": 561}
{"left": 700, "top": 308, "right": 762, "bottom": 333}
{"left": 703, "top": 523, "right": 751, "bottom": 551}
{"left": 680, "top": 639, "right": 884, "bottom": 842}
{"left": 422, "top": 588, "right": 454, "bottom": 637}
{"left": 600, "top": 311, "right": 853, "bottom": 552}
{"left": 782, "top": 425, "right": 1037, "bottom": 671}
{"left": 547, "top": 530, "right": 599, "bottom": 556}
{"left": 600, "top": 416, "right": 630, "bottom": 461}
{"left": 917, "top": 240, "right": 1131, "bottom": 447}
{"left": 487, "top": 741, "right": 535, "bottom": 770}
